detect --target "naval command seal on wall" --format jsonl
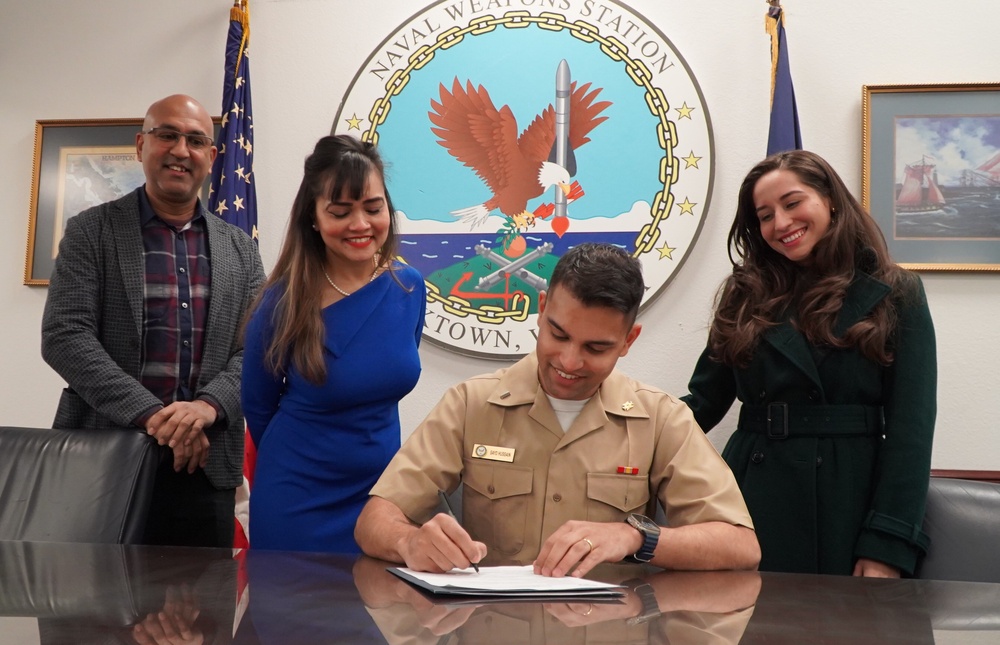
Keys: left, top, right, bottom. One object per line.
{"left": 334, "top": 0, "right": 714, "bottom": 359}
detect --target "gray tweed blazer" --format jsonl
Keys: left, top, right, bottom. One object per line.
{"left": 41, "top": 188, "right": 266, "bottom": 489}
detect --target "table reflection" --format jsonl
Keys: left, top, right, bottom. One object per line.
{"left": 740, "top": 572, "right": 1000, "bottom": 644}
{"left": 0, "top": 540, "right": 235, "bottom": 645}
{"left": 2, "top": 540, "right": 1000, "bottom": 645}
{"left": 351, "top": 557, "right": 760, "bottom": 645}
{"left": 242, "top": 550, "right": 385, "bottom": 644}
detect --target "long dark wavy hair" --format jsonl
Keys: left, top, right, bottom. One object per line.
{"left": 248, "top": 135, "right": 400, "bottom": 383}
{"left": 709, "top": 150, "right": 913, "bottom": 368}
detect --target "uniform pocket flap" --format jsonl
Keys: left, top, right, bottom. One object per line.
{"left": 463, "top": 460, "right": 533, "bottom": 501}
{"left": 586, "top": 473, "right": 650, "bottom": 512}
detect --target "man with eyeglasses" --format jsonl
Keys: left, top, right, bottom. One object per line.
{"left": 42, "top": 94, "right": 265, "bottom": 548}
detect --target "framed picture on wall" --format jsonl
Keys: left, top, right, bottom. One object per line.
{"left": 24, "top": 119, "right": 146, "bottom": 286}
{"left": 862, "top": 82, "right": 1000, "bottom": 271}
{"left": 23, "top": 118, "right": 219, "bottom": 286}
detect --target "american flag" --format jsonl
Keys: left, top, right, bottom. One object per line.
{"left": 765, "top": 2, "right": 802, "bottom": 155}
{"left": 208, "top": 0, "right": 257, "bottom": 553}
{"left": 210, "top": 0, "right": 257, "bottom": 240}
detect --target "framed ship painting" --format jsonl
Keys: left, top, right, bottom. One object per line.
{"left": 863, "top": 82, "right": 1000, "bottom": 271}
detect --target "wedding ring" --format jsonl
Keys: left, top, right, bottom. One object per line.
{"left": 583, "top": 604, "right": 594, "bottom": 616}
{"left": 582, "top": 538, "right": 594, "bottom": 554}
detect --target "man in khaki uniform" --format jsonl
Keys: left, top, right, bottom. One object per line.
{"left": 356, "top": 244, "right": 760, "bottom": 577}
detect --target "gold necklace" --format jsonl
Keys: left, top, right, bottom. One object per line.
{"left": 323, "top": 260, "right": 379, "bottom": 297}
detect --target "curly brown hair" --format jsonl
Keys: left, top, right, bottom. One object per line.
{"left": 709, "top": 150, "right": 913, "bottom": 368}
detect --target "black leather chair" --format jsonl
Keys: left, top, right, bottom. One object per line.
{"left": 0, "top": 426, "right": 159, "bottom": 544}
{"left": 915, "top": 477, "right": 1000, "bottom": 583}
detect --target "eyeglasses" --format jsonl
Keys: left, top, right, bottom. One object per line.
{"left": 141, "top": 127, "right": 214, "bottom": 151}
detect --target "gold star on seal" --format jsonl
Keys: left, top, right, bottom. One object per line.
{"left": 675, "top": 102, "right": 695, "bottom": 119}
{"left": 622, "top": 401, "right": 635, "bottom": 411}
{"left": 657, "top": 243, "right": 676, "bottom": 260}
{"left": 345, "top": 113, "right": 363, "bottom": 130}
{"left": 682, "top": 151, "right": 702, "bottom": 169}
{"left": 677, "top": 197, "right": 697, "bottom": 215}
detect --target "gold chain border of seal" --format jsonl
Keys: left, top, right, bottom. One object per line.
{"left": 362, "top": 10, "right": 696, "bottom": 324}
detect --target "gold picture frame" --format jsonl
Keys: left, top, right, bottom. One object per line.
{"left": 25, "top": 119, "right": 146, "bottom": 285}
{"left": 862, "top": 82, "right": 1000, "bottom": 271}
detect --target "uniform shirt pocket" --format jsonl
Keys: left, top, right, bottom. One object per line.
{"left": 462, "top": 459, "right": 533, "bottom": 556}
{"left": 586, "top": 473, "right": 651, "bottom": 522}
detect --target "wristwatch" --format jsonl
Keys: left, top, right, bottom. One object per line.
{"left": 623, "top": 513, "right": 660, "bottom": 563}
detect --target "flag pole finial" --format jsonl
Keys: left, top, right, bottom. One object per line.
{"left": 228, "top": 0, "right": 250, "bottom": 77}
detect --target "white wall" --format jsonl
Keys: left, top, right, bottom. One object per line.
{"left": 1, "top": 0, "right": 997, "bottom": 468}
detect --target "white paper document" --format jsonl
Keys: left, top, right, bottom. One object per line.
{"left": 388, "top": 565, "right": 625, "bottom": 597}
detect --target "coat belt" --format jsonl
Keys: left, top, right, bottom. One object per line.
{"left": 738, "top": 403, "right": 883, "bottom": 439}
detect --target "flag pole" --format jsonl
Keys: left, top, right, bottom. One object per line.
{"left": 764, "top": 0, "right": 802, "bottom": 155}
{"left": 210, "top": 0, "right": 259, "bottom": 551}
{"left": 765, "top": 0, "right": 782, "bottom": 110}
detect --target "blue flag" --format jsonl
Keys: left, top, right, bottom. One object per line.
{"left": 209, "top": 0, "right": 257, "bottom": 240}
{"left": 766, "top": 6, "right": 802, "bottom": 155}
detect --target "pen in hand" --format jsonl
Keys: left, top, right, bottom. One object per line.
{"left": 438, "top": 490, "right": 480, "bottom": 573}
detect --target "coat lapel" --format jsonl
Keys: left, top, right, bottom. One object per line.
{"left": 762, "top": 271, "right": 891, "bottom": 384}
{"left": 833, "top": 272, "right": 891, "bottom": 337}
{"left": 110, "top": 191, "right": 146, "bottom": 336}
{"left": 763, "top": 320, "right": 824, "bottom": 388}
{"left": 204, "top": 211, "right": 231, "bottom": 344}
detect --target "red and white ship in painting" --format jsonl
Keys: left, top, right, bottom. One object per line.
{"left": 896, "top": 156, "right": 947, "bottom": 214}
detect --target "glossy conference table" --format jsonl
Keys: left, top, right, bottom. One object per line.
{"left": 1, "top": 540, "right": 998, "bottom": 644}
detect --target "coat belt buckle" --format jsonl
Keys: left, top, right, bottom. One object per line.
{"left": 766, "top": 402, "right": 789, "bottom": 439}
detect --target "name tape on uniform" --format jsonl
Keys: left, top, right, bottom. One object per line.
{"left": 472, "top": 443, "right": 515, "bottom": 463}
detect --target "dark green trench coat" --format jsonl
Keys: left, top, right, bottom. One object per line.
{"left": 683, "top": 272, "right": 936, "bottom": 575}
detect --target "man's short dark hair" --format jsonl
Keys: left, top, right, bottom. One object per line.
{"left": 548, "top": 243, "right": 644, "bottom": 323}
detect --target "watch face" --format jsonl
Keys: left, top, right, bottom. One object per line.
{"left": 628, "top": 513, "right": 659, "bottom": 532}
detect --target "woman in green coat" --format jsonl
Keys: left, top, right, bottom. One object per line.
{"left": 683, "top": 150, "right": 936, "bottom": 577}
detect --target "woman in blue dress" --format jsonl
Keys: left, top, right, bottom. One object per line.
{"left": 242, "top": 135, "right": 425, "bottom": 552}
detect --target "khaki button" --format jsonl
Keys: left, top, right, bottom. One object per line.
{"left": 552, "top": 493, "right": 562, "bottom": 502}
{"left": 488, "top": 485, "right": 495, "bottom": 494}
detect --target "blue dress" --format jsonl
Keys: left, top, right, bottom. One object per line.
{"left": 242, "top": 264, "right": 425, "bottom": 552}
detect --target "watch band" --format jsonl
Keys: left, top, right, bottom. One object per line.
{"left": 624, "top": 514, "right": 660, "bottom": 563}
{"left": 624, "top": 579, "right": 660, "bottom": 626}
{"left": 635, "top": 527, "right": 658, "bottom": 562}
